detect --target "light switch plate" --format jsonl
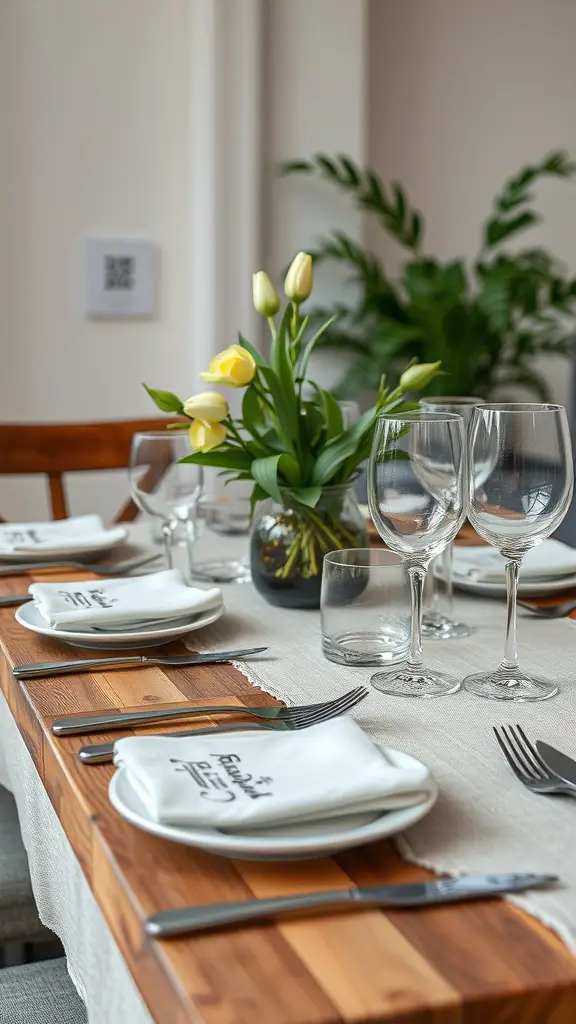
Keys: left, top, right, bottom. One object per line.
{"left": 85, "top": 238, "right": 156, "bottom": 317}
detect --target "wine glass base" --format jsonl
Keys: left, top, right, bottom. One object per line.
{"left": 422, "top": 615, "right": 472, "bottom": 640}
{"left": 463, "top": 669, "right": 558, "bottom": 702}
{"left": 371, "top": 666, "right": 461, "bottom": 698}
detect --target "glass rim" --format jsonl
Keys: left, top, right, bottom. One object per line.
{"left": 421, "top": 396, "right": 479, "bottom": 405}
{"left": 131, "top": 430, "right": 187, "bottom": 440}
{"left": 323, "top": 548, "right": 404, "bottom": 568}
{"left": 473, "top": 402, "right": 565, "bottom": 414}
{"left": 377, "top": 410, "right": 464, "bottom": 422}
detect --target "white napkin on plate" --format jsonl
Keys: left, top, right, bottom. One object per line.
{"left": 112, "top": 719, "right": 432, "bottom": 830}
{"left": 0, "top": 514, "right": 125, "bottom": 553}
{"left": 453, "top": 538, "right": 576, "bottom": 583}
{"left": 29, "top": 570, "right": 222, "bottom": 630}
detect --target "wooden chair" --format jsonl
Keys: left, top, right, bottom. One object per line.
{"left": 0, "top": 419, "right": 178, "bottom": 522}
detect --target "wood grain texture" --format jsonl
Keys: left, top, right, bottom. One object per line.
{"left": 0, "top": 418, "right": 179, "bottom": 521}
{"left": 0, "top": 568, "right": 576, "bottom": 1023}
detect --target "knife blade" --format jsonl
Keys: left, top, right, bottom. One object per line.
{"left": 144, "top": 873, "right": 558, "bottom": 938}
{"left": 14, "top": 647, "right": 268, "bottom": 682}
{"left": 0, "top": 594, "right": 29, "bottom": 607}
{"left": 537, "top": 741, "right": 576, "bottom": 788}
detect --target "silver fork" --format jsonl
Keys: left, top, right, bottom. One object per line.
{"left": 0, "top": 553, "right": 162, "bottom": 577}
{"left": 77, "top": 686, "right": 369, "bottom": 764}
{"left": 493, "top": 724, "right": 576, "bottom": 797}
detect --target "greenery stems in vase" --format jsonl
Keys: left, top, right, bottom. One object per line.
{"left": 144, "top": 252, "right": 442, "bottom": 592}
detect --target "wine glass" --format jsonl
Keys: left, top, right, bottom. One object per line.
{"left": 420, "top": 396, "right": 480, "bottom": 639}
{"left": 464, "top": 403, "right": 573, "bottom": 701}
{"left": 368, "top": 411, "right": 467, "bottom": 697}
{"left": 129, "top": 432, "right": 204, "bottom": 570}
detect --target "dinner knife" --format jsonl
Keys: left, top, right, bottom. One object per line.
{"left": 537, "top": 741, "right": 576, "bottom": 788}
{"left": 144, "top": 873, "right": 558, "bottom": 938}
{"left": 0, "top": 594, "right": 29, "bottom": 607}
{"left": 14, "top": 647, "right": 268, "bottom": 683}
{"left": 79, "top": 723, "right": 272, "bottom": 763}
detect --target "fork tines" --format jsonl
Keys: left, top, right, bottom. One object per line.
{"left": 493, "top": 724, "right": 555, "bottom": 784}
{"left": 291, "top": 686, "right": 368, "bottom": 729}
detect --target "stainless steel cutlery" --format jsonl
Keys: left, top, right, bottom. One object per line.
{"left": 80, "top": 722, "right": 288, "bottom": 764}
{"left": 0, "top": 594, "right": 30, "bottom": 607}
{"left": 493, "top": 724, "right": 576, "bottom": 797}
{"left": 536, "top": 741, "right": 576, "bottom": 789}
{"left": 0, "top": 553, "right": 161, "bottom": 577}
{"left": 14, "top": 647, "right": 268, "bottom": 681}
{"left": 59, "top": 685, "right": 367, "bottom": 742}
{"left": 144, "top": 873, "right": 558, "bottom": 938}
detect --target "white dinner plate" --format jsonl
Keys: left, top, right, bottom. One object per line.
{"left": 15, "top": 599, "right": 224, "bottom": 650}
{"left": 450, "top": 569, "right": 576, "bottom": 599}
{"left": 0, "top": 528, "right": 128, "bottom": 562}
{"left": 109, "top": 746, "right": 438, "bottom": 861}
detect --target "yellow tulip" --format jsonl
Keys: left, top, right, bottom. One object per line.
{"left": 399, "top": 361, "right": 442, "bottom": 392}
{"left": 189, "top": 420, "right": 227, "bottom": 453}
{"left": 284, "top": 251, "right": 313, "bottom": 302}
{"left": 182, "top": 391, "right": 229, "bottom": 423}
{"left": 253, "top": 271, "right": 280, "bottom": 317}
{"left": 200, "top": 344, "right": 256, "bottom": 387}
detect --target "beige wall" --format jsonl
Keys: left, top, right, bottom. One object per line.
{"left": 367, "top": 0, "right": 576, "bottom": 407}
{"left": 0, "top": 0, "right": 191, "bottom": 519}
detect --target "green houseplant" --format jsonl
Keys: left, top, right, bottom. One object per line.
{"left": 145, "top": 252, "right": 441, "bottom": 608}
{"left": 282, "top": 151, "right": 576, "bottom": 399}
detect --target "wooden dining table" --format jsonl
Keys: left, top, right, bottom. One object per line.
{"left": 1, "top": 554, "right": 576, "bottom": 1023}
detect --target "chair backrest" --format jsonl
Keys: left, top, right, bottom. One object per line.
{"left": 0, "top": 418, "right": 180, "bottom": 521}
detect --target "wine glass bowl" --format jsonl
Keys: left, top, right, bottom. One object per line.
{"left": 368, "top": 411, "right": 467, "bottom": 698}
{"left": 129, "top": 432, "right": 204, "bottom": 569}
{"left": 464, "top": 403, "right": 573, "bottom": 701}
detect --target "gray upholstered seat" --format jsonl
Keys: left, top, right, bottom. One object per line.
{"left": 0, "top": 958, "right": 87, "bottom": 1023}
{"left": 0, "top": 785, "right": 53, "bottom": 945}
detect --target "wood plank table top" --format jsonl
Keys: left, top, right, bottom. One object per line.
{"left": 1, "top": 564, "right": 576, "bottom": 1023}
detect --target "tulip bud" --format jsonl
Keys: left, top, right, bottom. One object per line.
{"left": 284, "top": 252, "right": 313, "bottom": 303}
{"left": 182, "top": 391, "right": 229, "bottom": 423}
{"left": 252, "top": 271, "right": 280, "bottom": 317}
{"left": 399, "top": 361, "right": 442, "bottom": 392}
{"left": 189, "top": 420, "right": 227, "bottom": 453}
{"left": 200, "top": 344, "right": 256, "bottom": 387}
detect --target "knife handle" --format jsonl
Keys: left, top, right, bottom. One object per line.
{"left": 146, "top": 890, "right": 355, "bottom": 938}
{"left": 0, "top": 595, "right": 29, "bottom": 607}
{"left": 79, "top": 723, "right": 272, "bottom": 764}
{"left": 14, "top": 657, "right": 143, "bottom": 680}
{"left": 53, "top": 704, "right": 261, "bottom": 736}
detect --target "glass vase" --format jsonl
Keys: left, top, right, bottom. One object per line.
{"left": 250, "top": 484, "right": 368, "bottom": 609}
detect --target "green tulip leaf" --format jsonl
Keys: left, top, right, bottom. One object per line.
{"left": 142, "top": 384, "right": 184, "bottom": 415}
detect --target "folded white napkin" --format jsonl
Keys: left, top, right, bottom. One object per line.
{"left": 29, "top": 570, "right": 222, "bottom": 630}
{"left": 0, "top": 514, "right": 125, "bottom": 554}
{"left": 112, "top": 719, "right": 432, "bottom": 830}
{"left": 453, "top": 539, "right": 576, "bottom": 583}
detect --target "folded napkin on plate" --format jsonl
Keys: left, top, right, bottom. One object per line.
{"left": 112, "top": 719, "right": 432, "bottom": 830}
{"left": 453, "top": 538, "right": 576, "bottom": 583}
{"left": 0, "top": 514, "right": 125, "bottom": 554}
{"left": 29, "top": 570, "right": 222, "bottom": 630}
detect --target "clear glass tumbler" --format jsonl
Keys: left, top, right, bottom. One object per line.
{"left": 321, "top": 548, "right": 411, "bottom": 665}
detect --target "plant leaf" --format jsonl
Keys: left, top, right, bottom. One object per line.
{"left": 484, "top": 211, "right": 540, "bottom": 248}
{"left": 142, "top": 384, "right": 184, "bottom": 414}
{"left": 311, "top": 407, "right": 376, "bottom": 486}
{"left": 259, "top": 366, "right": 299, "bottom": 451}
{"left": 238, "top": 332, "right": 267, "bottom": 367}
{"left": 251, "top": 453, "right": 300, "bottom": 502}
{"left": 298, "top": 315, "right": 338, "bottom": 379}
{"left": 180, "top": 449, "right": 253, "bottom": 471}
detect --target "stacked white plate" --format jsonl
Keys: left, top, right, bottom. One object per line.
{"left": 109, "top": 744, "right": 438, "bottom": 861}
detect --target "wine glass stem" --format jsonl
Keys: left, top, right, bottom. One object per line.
{"left": 161, "top": 521, "right": 174, "bottom": 569}
{"left": 407, "top": 565, "right": 426, "bottom": 669}
{"left": 185, "top": 515, "right": 197, "bottom": 576}
{"left": 501, "top": 555, "right": 522, "bottom": 670}
{"left": 438, "top": 542, "right": 454, "bottom": 618}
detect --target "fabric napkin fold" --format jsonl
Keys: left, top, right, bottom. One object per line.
{"left": 453, "top": 539, "right": 576, "bottom": 583}
{"left": 112, "top": 719, "right": 432, "bottom": 830}
{"left": 0, "top": 514, "right": 125, "bottom": 554}
{"left": 29, "top": 570, "right": 222, "bottom": 630}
